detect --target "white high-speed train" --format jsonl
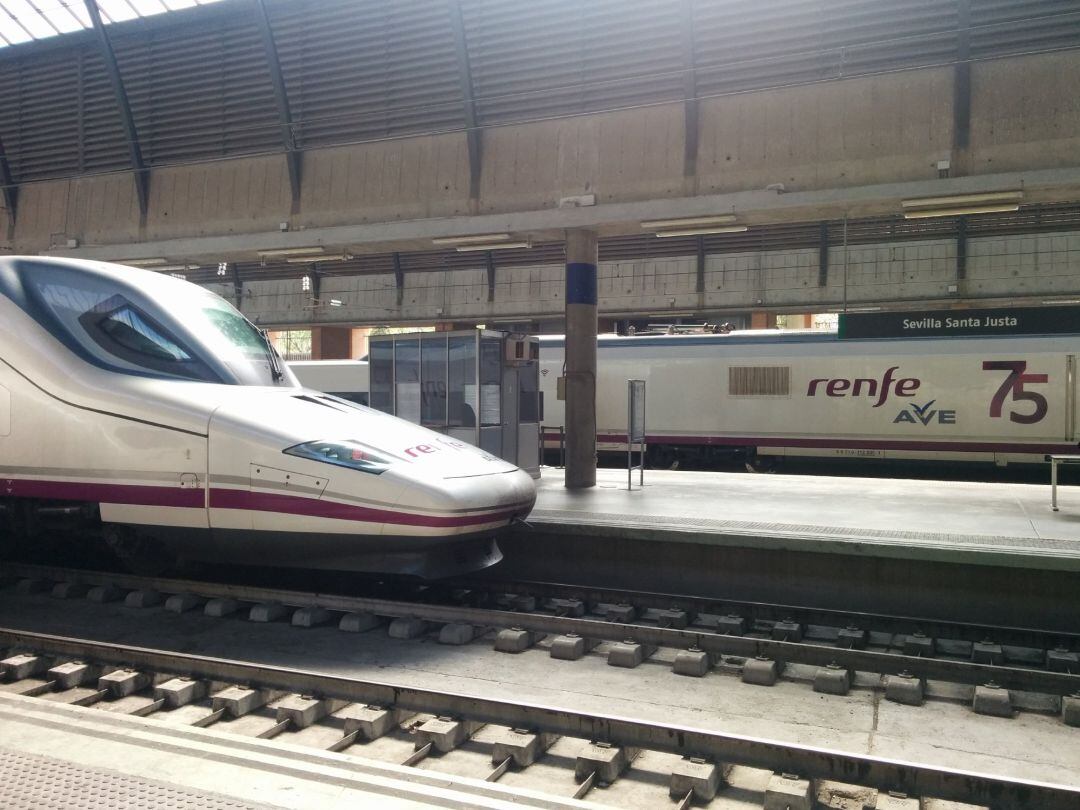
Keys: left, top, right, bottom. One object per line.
{"left": 0, "top": 257, "right": 534, "bottom": 578}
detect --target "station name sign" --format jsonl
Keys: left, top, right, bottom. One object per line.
{"left": 839, "top": 305, "right": 1080, "bottom": 339}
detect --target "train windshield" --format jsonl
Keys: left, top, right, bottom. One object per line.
{"left": 22, "top": 262, "right": 289, "bottom": 385}
{"left": 189, "top": 295, "right": 289, "bottom": 386}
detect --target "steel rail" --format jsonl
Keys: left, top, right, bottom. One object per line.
{"left": 0, "top": 627, "right": 1077, "bottom": 810}
{"left": 459, "top": 577, "right": 1080, "bottom": 649}
{"left": 5, "top": 563, "right": 1079, "bottom": 695}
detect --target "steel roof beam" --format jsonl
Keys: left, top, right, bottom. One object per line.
{"left": 446, "top": 0, "right": 481, "bottom": 203}
{"left": 252, "top": 0, "right": 301, "bottom": 209}
{"left": 82, "top": 0, "right": 148, "bottom": 220}
{"left": 0, "top": 133, "right": 16, "bottom": 227}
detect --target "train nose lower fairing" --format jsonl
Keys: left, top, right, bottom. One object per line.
{"left": 197, "top": 388, "right": 536, "bottom": 576}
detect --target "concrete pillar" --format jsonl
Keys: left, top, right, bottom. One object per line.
{"left": 564, "top": 229, "right": 598, "bottom": 489}
{"left": 310, "top": 326, "right": 352, "bottom": 359}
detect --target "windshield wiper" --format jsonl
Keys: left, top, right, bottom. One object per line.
{"left": 260, "top": 329, "right": 284, "bottom": 382}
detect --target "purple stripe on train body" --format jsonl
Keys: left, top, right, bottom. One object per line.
{"left": 572, "top": 434, "right": 1079, "bottom": 455}
{"left": 0, "top": 477, "right": 524, "bottom": 528}
{"left": 209, "top": 487, "right": 524, "bottom": 528}
{"left": 2, "top": 478, "right": 204, "bottom": 508}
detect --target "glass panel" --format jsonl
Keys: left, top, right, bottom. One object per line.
{"left": 202, "top": 302, "right": 270, "bottom": 359}
{"left": 99, "top": 305, "right": 191, "bottom": 361}
{"left": 519, "top": 363, "right": 539, "bottom": 423}
{"left": 421, "top": 335, "right": 447, "bottom": 426}
{"left": 447, "top": 335, "right": 476, "bottom": 427}
{"left": 369, "top": 339, "right": 393, "bottom": 414}
{"left": 394, "top": 338, "right": 421, "bottom": 424}
{"left": 479, "top": 338, "right": 501, "bottom": 427}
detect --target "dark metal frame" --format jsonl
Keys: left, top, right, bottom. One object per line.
{"left": 82, "top": 0, "right": 148, "bottom": 220}
{"left": 253, "top": 0, "right": 301, "bottom": 208}
{"left": 446, "top": 0, "right": 481, "bottom": 202}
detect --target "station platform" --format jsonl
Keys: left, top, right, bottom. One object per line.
{"left": 529, "top": 467, "right": 1080, "bottom": 572}
{"left": 498, "top": 468, "right": 1080, "bottom": 630}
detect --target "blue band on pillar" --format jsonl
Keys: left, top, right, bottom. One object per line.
{"left": 566, "top": 262, "right": 597, "bottom": 305}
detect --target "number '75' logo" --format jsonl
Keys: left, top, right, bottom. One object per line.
{"left": 982, "top": 360, "right": 1048, "bottom": 424}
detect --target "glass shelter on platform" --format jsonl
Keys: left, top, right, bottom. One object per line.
{"left": 368, "top": 330, "right": 541, "bottom": 477}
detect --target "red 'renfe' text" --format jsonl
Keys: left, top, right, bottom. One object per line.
{"left": 806, "top": 366, "right": 920, "bottom": 408}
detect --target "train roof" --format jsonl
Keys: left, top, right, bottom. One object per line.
{"left": 538, "top": 330, "right": 838, "bottom": 348}
{"left": 537, "top": 327, "right": 1080, "bottom": 349}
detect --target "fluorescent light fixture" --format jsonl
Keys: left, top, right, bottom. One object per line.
{"left": 901, "top": 191, "right": 1023, "bottom": 209}
{"left": 258, "top": 246, "right": 326, "bottom": 258}
{"left": 901, "top": 190, "right": 1023, "bottom": 219}
{"left": 156, "top": 264, "right": 198, "bottom": 272}
{"left": 1042, "top": 299, "right": 1080, "bottom": 305}
{"left": 432, "top": 233, "right": 513, "bottom": 247}
{"left": 454, "top": 241, "right": 532, "bottom": 252}
{"left": 641, "top": 215, "right": 737, "bottom": 229}
{"left": 285, "top": 253, "right": 351, "bottom": 263}
{"left": 328, "top": 298, "right": 344, "bottom": 307}
{"left": 654, "top": 225, "right": 749, "bottom": 237}
{"left": 122, "top": 257, "right": 167, "bottom": 267}
{"left": 903, "top": 203, "right": 1020, "bottom": 219}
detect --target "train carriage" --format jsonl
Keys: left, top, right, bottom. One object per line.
{"left": 538, "top": 328, "right": 1080, "bottom": 468}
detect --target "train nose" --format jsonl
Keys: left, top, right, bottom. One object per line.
{"left": 440, "top": 465, "right": 537, "bottom": 518}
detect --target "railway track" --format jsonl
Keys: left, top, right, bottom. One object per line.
{"left": 2, "top": 626, "right": 1079, "bottom": 809}
{"left": 3, "top": 562, "right": 1079, "bottom": 721}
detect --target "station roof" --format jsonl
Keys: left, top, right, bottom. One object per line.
{"left": 0, "top": 0, "right": 223, "bottom": 48}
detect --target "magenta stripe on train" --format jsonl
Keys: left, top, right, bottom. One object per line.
{"left": 209, "top": 488, "right": 522, "bottom": 528}
{"left": 1, "top": 478, "right": 523, "bottom": 528}
{"left": 552, "top": 434, "right": 1078, "bottom": 454}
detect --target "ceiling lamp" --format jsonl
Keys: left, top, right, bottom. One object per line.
{"left": 901, "top": 190, "right": 1023, "bottom": 219}
{"left": 453, "top": 241, "right": 532, "bottom": 252}
{"left": 655, "top": 225, "right": 749, "bottom": 237}
{"left": 432, "top": 233, "right": 513, "bottom": 247}
{"left": 641, "top": 214, "right": 737, "bottom": 229}
{"left": 641, "top": 214, "right": 747, "bottom": 237}
{"left": 258, "top": 246, "right": 326, "bottom": 258}
{"left": 284, "top": 253, "right": 351, "bottom": 263}
{"left": 122, "top": 257, "right": 167, "bottom": 267}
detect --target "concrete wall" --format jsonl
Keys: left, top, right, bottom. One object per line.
{"left": 230, "top": 230, "right": 1080, "bottom": 327}
{"left": 6, "top": 51, "right": 1079, "bottom": 256}
{"left": 697, "top": 68, "right": 953, "bottom": 193}
{"left": 970, "top": 51, "right": 1080, "bottom": 174}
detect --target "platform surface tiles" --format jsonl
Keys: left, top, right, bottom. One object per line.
{"left": 530, "top": 467, "right": 1080, "bottom": 571}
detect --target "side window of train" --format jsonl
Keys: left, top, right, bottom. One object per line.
{"left": 77, "top": 296, "right": 217, "bottom": 382}
{"left": 0, "top": 384, "right": 9, "bottom": 437}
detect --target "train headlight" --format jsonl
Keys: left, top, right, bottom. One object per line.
{"left": 284, "top": 440, "right": 395, "bottom": 474}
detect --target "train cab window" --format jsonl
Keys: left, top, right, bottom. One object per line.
{"left": 26, "top": 269, "right": 219, "bottom": 382}
{"left": 78, "top": 297, "right": 217, "bottom": 381}
{"left": 202, "top": 304, "right": 271, "bottom": 360}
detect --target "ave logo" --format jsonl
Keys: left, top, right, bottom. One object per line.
{"left": 893, "top": 401, "right": 956, "bottom": 426}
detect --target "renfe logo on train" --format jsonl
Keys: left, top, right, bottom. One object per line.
{"left": 806, "top": 366, "right": 919, "bottom": 407}
{"left": 805, "top": 360, "right": 1052, "bottom": 426}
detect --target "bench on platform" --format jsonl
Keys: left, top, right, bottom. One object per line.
{"left": 1046, "top": 454, "right": 1080, "bottom": 511}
